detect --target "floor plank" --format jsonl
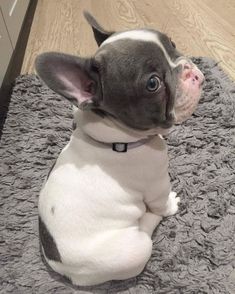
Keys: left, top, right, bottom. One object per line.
{"left": 203, "top": 0, "right": 235, "bottom": 28}
{"left": 21, "top": 0, "right": 235, "bottom": 81}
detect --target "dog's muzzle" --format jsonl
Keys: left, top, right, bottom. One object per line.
{"left": 174, "top": 58, "right": 205, "bottom": 123}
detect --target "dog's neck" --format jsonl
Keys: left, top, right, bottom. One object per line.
{"left": 75, "top": 109, "right": 169, "bottom": 144}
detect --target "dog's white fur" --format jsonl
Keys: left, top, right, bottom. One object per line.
{"left": 101, "top": 30, "right": 177, "bottom": 68}
{"left": 39, "top": 109, "right": 179, "bottom": 286}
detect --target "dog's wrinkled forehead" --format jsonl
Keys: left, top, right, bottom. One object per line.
{"left": 96, "top": 29, "right": 182, "bottom": 70}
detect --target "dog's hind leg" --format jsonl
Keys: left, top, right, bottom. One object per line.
{"left": 59, "top": 229, "right": 153, "bottom": 286}
{"left": 101, "top": 229, "right": 153, "bottom": 282}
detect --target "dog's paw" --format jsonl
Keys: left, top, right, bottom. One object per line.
{"left": 162, "top": 191, "right": 180, "bottom": 216}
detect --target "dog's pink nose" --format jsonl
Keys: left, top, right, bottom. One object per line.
{"left": 182, "top": 63, "right": 205, "bottom": 86}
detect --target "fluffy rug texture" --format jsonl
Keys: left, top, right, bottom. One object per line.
{"left": 0, "top": 57, "right": 235, "bottom": 294}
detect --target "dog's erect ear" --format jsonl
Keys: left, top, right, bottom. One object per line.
{"left": 35, "top": 52, "right": 99, "bottom": 110}
{"left": 84, "top": 11, "right": 114, "bottom": 46}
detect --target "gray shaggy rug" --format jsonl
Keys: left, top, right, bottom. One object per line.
{"left": 0, "top": 57, "right": 235, "bottom": 294}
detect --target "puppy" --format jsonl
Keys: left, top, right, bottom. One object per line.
{"left": 36, "top": 12, "right": 204, "bottom": 286}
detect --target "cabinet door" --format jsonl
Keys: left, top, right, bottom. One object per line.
{"left": 0, "top": 8, "right": 13, "bottom": 87}
{"left": 0, "top": 0, "right": 29, "bottom": 48}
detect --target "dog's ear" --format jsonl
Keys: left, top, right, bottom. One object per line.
{"left": 84, "top": 11, "right": 114, "bottom": 46}
{"left": 35, "top": 52, "right": 99, "bottom": 110}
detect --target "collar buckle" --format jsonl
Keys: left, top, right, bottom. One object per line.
{"left": 112, "top": 143, "right": 128, "bottom": 152}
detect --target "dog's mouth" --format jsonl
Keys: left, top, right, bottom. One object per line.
{"left": 173, "top": 61, "right": 204, "bottom": 123}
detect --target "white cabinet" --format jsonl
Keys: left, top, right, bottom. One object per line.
{"left": 0, "top": 8, "right": 13, "bottom": 85}
{"left": 1, "top": 0, "right": 29, "bottom": 48}
{"left": 0, "top": 0, "right": 29, "bottom": 86}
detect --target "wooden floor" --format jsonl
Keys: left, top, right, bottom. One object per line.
{"left": 22, "top": 0, "right": 235, "bottom": 81}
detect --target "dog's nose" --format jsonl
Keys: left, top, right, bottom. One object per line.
{"left": 181, "top": 62, "right": 205, "bottom": 87}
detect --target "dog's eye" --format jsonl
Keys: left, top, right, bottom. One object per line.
{"left": 146, "top": 76, "right": 161, "bottom": 92}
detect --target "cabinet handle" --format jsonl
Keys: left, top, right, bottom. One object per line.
{"left": 9, "top": 0, "right": 18, "bottom": 17}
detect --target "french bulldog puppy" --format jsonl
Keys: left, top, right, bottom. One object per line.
{"left": 36, "top": 12, "right": 204, "bottom": 286}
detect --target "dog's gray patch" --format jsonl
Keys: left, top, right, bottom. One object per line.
{"left": 39, "top": 217, "right": 61, "bottom": 262}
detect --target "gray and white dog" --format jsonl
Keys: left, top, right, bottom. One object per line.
{"left": 36, "top": 12, "right": 204, "bottom": 286}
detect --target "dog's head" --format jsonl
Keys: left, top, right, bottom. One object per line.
{"left": 35, "top": 12, "right": 204, "bottom": 131}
